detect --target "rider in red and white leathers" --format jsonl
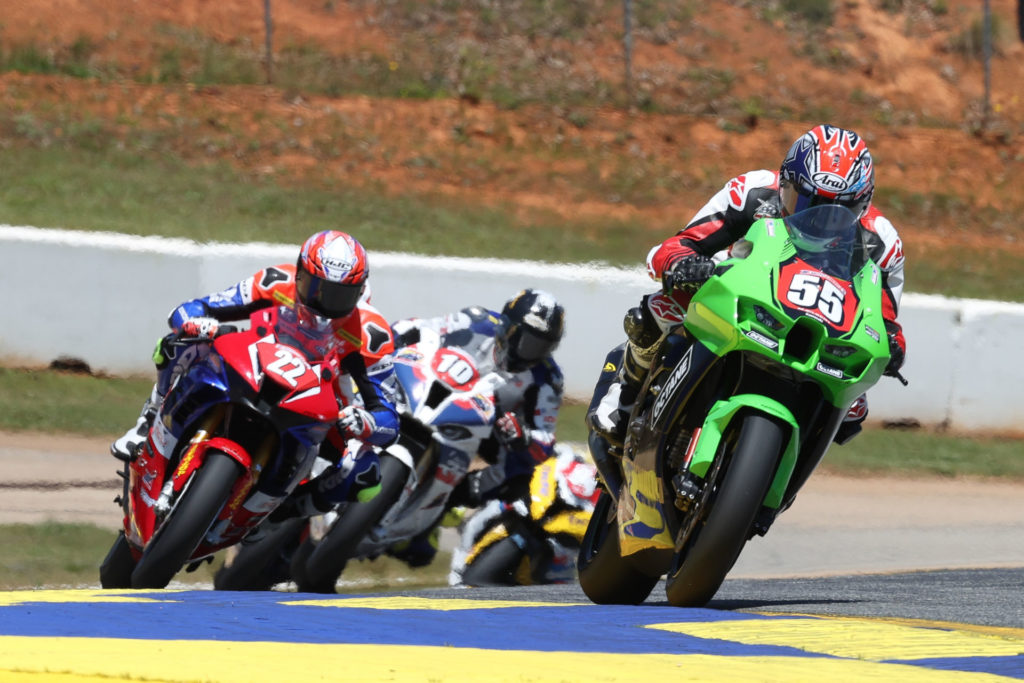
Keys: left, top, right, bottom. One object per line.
{"left": 111, "top": 231, "right": 401, "bottom": 517}
{"left": 588, "top": 125, "right": 906, "bottom": 458}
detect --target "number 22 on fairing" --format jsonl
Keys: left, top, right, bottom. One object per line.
{"left": 253, "top": 337, "right": 321, "bottom": 393}
{"left": 778, "top": 263, "right": 858, "bottom": 331}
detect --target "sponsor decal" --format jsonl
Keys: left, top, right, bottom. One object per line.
{"left": 812, "top": 171, "right": 850, "bottom": 192}
{"left": 652, "top": 345, "right": 693, "bottom": 423}
{"left": 864, "top": 325, "right": 881, "bottom": 342}
{"left": 815, "top": 362, "right": 844, "bottom": 379}
{"left": 744, "top": 329, "right": 779, "bottom": 350}
{"left": 647, "top": 293, "right": 686, "bottom": 323}
{"left": 727, "top": 174, "right": 747, "bottom": 210}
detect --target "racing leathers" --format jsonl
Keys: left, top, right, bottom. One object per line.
{"left": 589, "top": 168, "right": 906, "bottom": 447}
{"left": 114, "top": 263, "right": 401, "bottom": 514}
{"left": 392, "top": 305, "right": 565, "bottom": 505}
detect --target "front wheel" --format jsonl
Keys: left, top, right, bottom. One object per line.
{"left": 461, "top": 536, "right": 526, "bottom": 586}
{"left": 664, "top": 413, "right": 785, "bottom": 607}
{"left": 577, "top": 490, "right": 659, "bottom": 605}
{"left": 292, "top": 453, "right": 410, "bottom": 593}
{"left": 130, "top": 452, "right": 243, "bottom": 589}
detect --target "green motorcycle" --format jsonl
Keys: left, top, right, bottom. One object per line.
{"left": 578, "top": 204, "right": 905, "bottom": 607}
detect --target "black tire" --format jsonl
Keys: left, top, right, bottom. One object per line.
{"left": 130, "top": 452, "right": 243, "bottom": 589}
{"left": 664, "top": 413, "right": 784, "bottom": 607}
{"left": 461, "top": 537, "right": 526, "bottom": 586}
{"left": 213, "top": 518, "right": 306, "bottom": 591}
{"left": 293, "top": 453, "right": 410, "bottom": 593}
{"left": 577, "top": 490, "right": 659, "bottom": 605}
{"left": 99, "top": 530, "right": 137, "bottom": 589}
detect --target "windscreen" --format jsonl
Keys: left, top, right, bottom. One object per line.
{"left": 271, "top": 305, "right": 340, "bottom": 361}
{"left": 783, "top": 204, "right": 861, "bottom": 280}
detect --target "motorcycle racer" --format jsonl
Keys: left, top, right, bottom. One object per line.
{"left": 111, "top": 230, "right": 400, "bottom": 517}
{"left": 386, "top": 288, "right": 565, "bottom": 566}
{"left": 589, "top": 124, "right": 907, "bottom": 453}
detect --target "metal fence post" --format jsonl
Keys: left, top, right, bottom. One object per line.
{"left": 264, "top": 0, "right": 274, "bottom": 84}
{"left": 623, "top": 0, "right": 633, "bottom": 107}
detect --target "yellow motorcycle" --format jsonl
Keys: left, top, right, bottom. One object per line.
{"left": 450, "top": 445, "right": 600, "bottom": 586}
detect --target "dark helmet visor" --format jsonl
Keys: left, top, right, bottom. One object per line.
{"left": 295, "top": 267, "right": 363, "bottom": 318}
{"left": 513, "top": 327, "right": 559, "bottom": 364}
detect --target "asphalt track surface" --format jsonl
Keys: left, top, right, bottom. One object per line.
{"left": 2, "top": 433, "right": 1024, "bottom": 680}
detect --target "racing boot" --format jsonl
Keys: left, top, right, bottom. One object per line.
{"left": 388, "top": 525, "right": 442, "bottom": 568}
{"left": 110, "top": 383, "right": 161, "bottom": 461}
{"left": 587, "top": 304, "right": 660, "bottom": 448}
{"left": 833, "top": 394, "right": 868, "bottom": 445}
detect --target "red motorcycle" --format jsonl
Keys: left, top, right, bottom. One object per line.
{"left": 100, "top": 306, "right": 345, "bottom": 589}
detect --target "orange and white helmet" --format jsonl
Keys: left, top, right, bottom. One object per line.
{"left": 295, "top": 230, "right": 369, "bottom": 319}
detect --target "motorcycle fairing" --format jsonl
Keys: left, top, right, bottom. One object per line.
{"left": 616, "top": 209, "right": 890, "bottom": 558}
{"left": 124, "top": 306, "right": 339, "bottom": 554}
{"left": 618, "top": 454, "right": 674, "bottom": 554}
{"left": 685, "top": 394, "right": 800, "bottom": 510}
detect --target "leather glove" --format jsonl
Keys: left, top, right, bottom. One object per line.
{"left": 661, "top": 254, "right": 716, "bottom": 294}
{"left": 885, "top": 330, "right": 906, "bottom": 377}
{"left": 337, "top": 406, "right": 376, "bottom": 441}
{"left": 180, "top": 316, "right": 220, "bottom": 339}
{"left": 495, "top": 411, "right": 529, "bottom": 451}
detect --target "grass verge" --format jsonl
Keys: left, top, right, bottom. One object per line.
{"left": 0, "top": 522, "right": 450, "bottom": 591}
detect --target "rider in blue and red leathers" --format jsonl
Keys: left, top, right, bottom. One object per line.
{"left": 111, "top": 230, "right": 401, "bottom": 518}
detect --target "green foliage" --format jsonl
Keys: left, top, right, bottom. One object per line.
{"left": 949, "top": 13, "right": 1007, "bottom": 59}
{"left": 782, "top": 0, "right": 834, "bottom": 25}
{"left": 1, "top": 35, "right": 99, "bottom": 78}
{"left": 0, "top": 143, "right": 661, "bottom": 266}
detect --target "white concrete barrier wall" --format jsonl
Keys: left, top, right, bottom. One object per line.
{"left": 2, "top": 226, "right": 1021, "bottom": 433}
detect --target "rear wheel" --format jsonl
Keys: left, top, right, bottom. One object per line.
{"left": 130, "top": 452, "right": 243, "bottom": 589}
{"left": 99, "top": 531, "right": 137, "bottom": 589}
{"left": 664, "top": 413, "right": 785, "bottom": 607}
{"left": 213, "top": 518, "right": 306, "bottom": 591}
{"left": 292, "top": 453, "right": 409, "bottom": 593}
{"left": 577, "top": 490, "right": 659, "bottom": 605}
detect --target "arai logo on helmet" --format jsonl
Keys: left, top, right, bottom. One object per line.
{"left": 812, "top": 172, "right": 849, "bottom": 192}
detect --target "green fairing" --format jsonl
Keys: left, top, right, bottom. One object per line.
{"left": 685, "top": 216, "right": 889, "bottom": 409}
{"left": 682, "top": 215, "right": 890, "bottom": 510}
